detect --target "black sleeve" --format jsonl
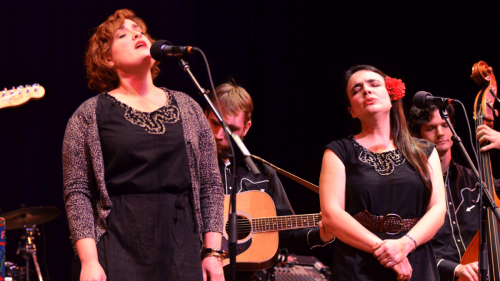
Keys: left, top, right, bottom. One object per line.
{"left": 324, "top": 139, "right": 349, "bottom": 164}
{"left": 437, "top": 259, "right": 458, "bottom": 281}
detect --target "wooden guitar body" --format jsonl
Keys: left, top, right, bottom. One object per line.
{"left": 221, "top": 191, "right": 279, "bottom": 272}
{"left": 221, "top": 190, "right": 320, "bottom": 272}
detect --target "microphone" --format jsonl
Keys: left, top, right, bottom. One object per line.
{"left": 413, "top": 91, "right": 460, "bottom": 109}
{"left": 150, "top": 40, "right": 199, "bottom": 61}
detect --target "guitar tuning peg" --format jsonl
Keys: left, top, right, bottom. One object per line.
{"left": 25, "top": 85, "right": 31, "bottom": 93}
{"left": 487, "top": 100, "right": 494, "bottom": 111}
{"left": 489, "top": 88, "right": 500, "bottom": 103}
{"left": 33, "top": 83, "right": 39, "bottom": 92}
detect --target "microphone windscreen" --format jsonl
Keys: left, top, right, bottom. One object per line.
{"left": 150, "top": 40, "right": 172, "bottom": 62}
{"left": 413, "top": 91, "right": 431, "bottom": 109}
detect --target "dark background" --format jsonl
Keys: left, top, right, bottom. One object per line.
{"left": 2, "top": 1, "right": 500, "bottom": 280}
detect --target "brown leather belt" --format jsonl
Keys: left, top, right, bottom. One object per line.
{"left": 352, "top": 210, "right": 419, "bottom": 235}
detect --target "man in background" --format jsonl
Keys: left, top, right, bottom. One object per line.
{"left": 206, "top": 80, "right": 334, "bottom": 280}
{"left": 408, "top": 104, "right": 500, "bottom": 281}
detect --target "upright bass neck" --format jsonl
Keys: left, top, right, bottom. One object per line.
{"left": 460, "top": 61, "right": 500, "bottom": 281}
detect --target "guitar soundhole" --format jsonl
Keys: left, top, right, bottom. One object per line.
{"left": 225, "top": 215, "right": 251, "bottom": 240}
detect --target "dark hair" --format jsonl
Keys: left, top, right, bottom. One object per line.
{"left": 407, "top": 104, "right": 455, "bottom": 137}
{"left": 84, "top": 9, "right": 161, "bottom": 92}
{"left": 207, "top": 79, "right": 253, "bottom": 123}
{"left": 345, "top": 65, "right": 433, "bottom": 204}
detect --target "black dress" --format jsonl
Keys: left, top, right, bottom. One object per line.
{"left": 325, "top": 137, "right": 439, "bottom": 281}
{"left": 92, "top": 92, "right": 202, "bottom": 281}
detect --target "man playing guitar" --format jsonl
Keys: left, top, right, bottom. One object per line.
{"left": 205, "top": 80, "right": 334, "bottom": 280}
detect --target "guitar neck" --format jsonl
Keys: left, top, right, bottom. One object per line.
{"left": 252, "top": 214, "right": 320, "bottom": 233}
{"left": 1, "top": 84, "right": 45, "bottom": 109}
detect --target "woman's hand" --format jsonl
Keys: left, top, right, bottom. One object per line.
{"left": 476, "top": 125, "right": 500, "bottom": 152}
{"left": 373, "top": 237, "right": 414, "bottom": 268}
{"left": 202, "top": 256, "right": 224, "bottom": 281}
{"left": 80, "top": 260, "right": 106, "bottom": 281}
{"left": 391, "top": 258, "right": 412, "bottom": 281}
{"left": 75, "top": 238, "right": 106, "bottom": 281}
{"left": 202, "top": 232, "right": 225, "bottom": 280}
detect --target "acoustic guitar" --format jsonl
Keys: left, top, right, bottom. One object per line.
{"left": 0, "top": 84, "right": 45, "bottom": 109}
{"left": 221, "top": 190, "right": 320, "bottom": 271}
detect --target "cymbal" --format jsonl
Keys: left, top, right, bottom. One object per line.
{"left": 0, "top": 206, "right": 61, "bottom": 230}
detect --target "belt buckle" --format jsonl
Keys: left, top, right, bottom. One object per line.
{"left": 385, "top": 213, "right": 403, "bottom": 235}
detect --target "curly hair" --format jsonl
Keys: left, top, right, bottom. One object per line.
{"left": 407, "top": 104, "right": 455, "bottom": 138}
{"left": 345, "top": 65, "right": 433, "bottom": 205}
{"left": 84, "top": 9, "right": 160, "bottom": 92}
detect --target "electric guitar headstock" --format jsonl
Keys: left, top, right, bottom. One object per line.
{"left": 0, "top": 84, "right": 45, "bottom": 110}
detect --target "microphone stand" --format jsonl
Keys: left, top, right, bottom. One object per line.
{"left": 176, "top": 57, "right": 260, "bottom": 281}
{"left": 438, "top": 108, "right": 500, "bottom": 281}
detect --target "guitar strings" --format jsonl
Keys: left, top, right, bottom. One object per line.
{"left": 228, "top": 215, "right": 321, "bottom": 232}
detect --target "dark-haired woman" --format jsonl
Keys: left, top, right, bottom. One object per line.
{"left": 319, "top": 65, "right": 445, "bottom": 281}
{"left": 63, "top": 9, "right": 224, "bottom": 281}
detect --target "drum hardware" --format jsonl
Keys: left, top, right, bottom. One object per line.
{"left": 16, "top": 226, "right": 43, "bottom": 281}
{"left": 4, "top": 261, "right": 20, "bottom": 281}
{"left": 1, "top": 206, "right": 61, "bottom": 281}
{"left": 4, "top": 262, "right": 37, "bottom": 281}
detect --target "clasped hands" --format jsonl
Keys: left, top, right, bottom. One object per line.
{"left": 373, "top": 238, "right": 414, "bottom": 281}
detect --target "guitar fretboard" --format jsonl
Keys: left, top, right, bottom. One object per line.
{"left": 252, "top": 214, "right": 320, "bottom": 233}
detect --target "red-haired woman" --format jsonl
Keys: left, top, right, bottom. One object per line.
{"left": 63, "top": 9, "right": 224, "bottom": 281}
{"left": 319, "top": 65, "right": 446, "bottom": 280}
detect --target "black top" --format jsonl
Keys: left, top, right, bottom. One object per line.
{"left": 85, "top": 92, "right": 201, "bottom": 281}
{"left": 325, "top": 137, "right": 439, "bottom": 281}
{"left": 98, "top": 92, "right": 191, "bottom": 195}
{"left": 430, "top": 160, "right": 500, "bottom": 281}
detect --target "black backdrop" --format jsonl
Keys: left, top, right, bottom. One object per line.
{"left": 2, "top": 1, "right": 500, "bottom": 280}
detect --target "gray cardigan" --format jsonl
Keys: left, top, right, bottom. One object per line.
{"left": 62, "top": 90, "right": 224, "bottom": 248}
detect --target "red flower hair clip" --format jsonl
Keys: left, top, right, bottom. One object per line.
{"left": 385, "top": 76, "right": 406, "bottom": 101}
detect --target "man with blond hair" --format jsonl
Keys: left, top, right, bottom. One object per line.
{"left": 206, "top": 80, "right": 333, "bottom": 280}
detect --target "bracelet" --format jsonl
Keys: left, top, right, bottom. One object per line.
{"left": 202, "top": 248, "right": 227, "bottom": 263}
{"left": 405, "top": 234, "right": 418, "bottom": 253}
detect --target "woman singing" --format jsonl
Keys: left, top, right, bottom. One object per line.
{"left": 319, "top": 65, "right": 446, "bottom": 280}
{"left": 63, "top": 9, "right": 224, "bottom": 281}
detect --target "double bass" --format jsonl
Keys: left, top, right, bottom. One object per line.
{"left": 459, "top": 61, "right": 500, "bottom": 280}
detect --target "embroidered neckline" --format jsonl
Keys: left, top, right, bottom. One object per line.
{"left": 351, "top": 136, "right": 405, "bottom": 175}
{"left": 104, "top": 89, "right": 180, "bottom": 135}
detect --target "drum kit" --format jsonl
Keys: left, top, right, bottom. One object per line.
{"left": 1, "top": 206, "right": 61, "bottom": 281}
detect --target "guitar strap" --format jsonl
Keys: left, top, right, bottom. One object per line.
{"left": 250, "top": 155, "right": 319, "bottom": 194}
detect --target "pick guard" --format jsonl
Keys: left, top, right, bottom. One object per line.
{"left": 221, "top": 235, "right": 252, "bottom": 256}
